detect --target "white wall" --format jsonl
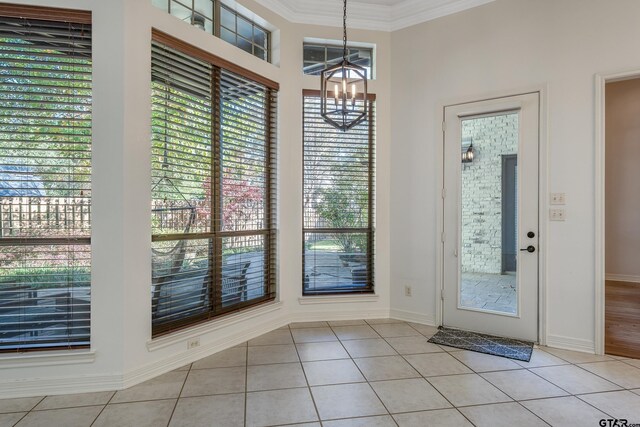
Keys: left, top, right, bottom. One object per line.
{"left": 0, "top": 0, "right": 391, "bottom": 398}
{"left": 390, "top": 0, "right": 640, "bottom": 350}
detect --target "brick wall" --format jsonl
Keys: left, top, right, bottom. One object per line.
{"left": 461, "top": 113, "right": 518, "bottom": 273}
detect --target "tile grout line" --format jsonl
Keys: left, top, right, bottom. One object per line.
{"left": 513, "top": 360, "right": 623, "bottom": 420}
{"left": 288, "top": 323, "right": 323, "bottom": 426}
{"left": 573, "top": 360, "right": 640, "bottom": 390}
{"left": 562, "top": 361, "right": 628, "bottom": 390}
{"left": 330, "top": 321, "right": 402, "bottom": 427}
{"left": 379, "top": 323, "right": 573, "bottom": 423}
{"left": 338, "top": 324, "right": 398, "bottom": 426}
{"left": 89, "top": 386, "right": 118, "bottom": 426}
{"left": 244, "top": 339, "right": 249, "bottom": 427}
{"left": 399, "top": 322, "right": 477, "bottom": 426}
{"left": 573, "top": 394, "right": 618, "bottom": 420}
{"left": 512, "top": 401, "right": 553, "bottom": 427}
{"left": 3, "top": 320, "right": 640, "bottom": 425}
{"left": 400, "top": 324, "right": 571, "bottom": 425}
{"left": 11, "top": 396, "right": 45, "bottom": 427}
{"left": 339, "top": 322, "right": 468, "bottom": 424}
{"left": 166, "top": 361, "right": 192, "bottom": 427}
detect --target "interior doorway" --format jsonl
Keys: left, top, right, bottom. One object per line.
{"left": 603, "top": 78, "right": 640, "bottom": 358}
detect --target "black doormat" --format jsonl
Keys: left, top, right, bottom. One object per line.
{"left": 428, "top": 327, "right": 534, "bottom": 362}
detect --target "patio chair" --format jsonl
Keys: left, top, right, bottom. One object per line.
{"left": 350, "top": 265, "right": 368, "bottom": 285}
{"left": 221, "top": 261, "right": 251, "bottom": 306}
{"left": 151, "top": 207, "right": 197, "bottom": 319}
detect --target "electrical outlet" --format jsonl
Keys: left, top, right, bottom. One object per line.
{"left": 187, "top": 338, "right": 200, "bottom": 350}
{"left": 549, "top": 208, "right": 566, "bottom": 221}
{"left": 550, "top": 193, "right": 566, "bottom": 205}
{"left": 404, "top": 285, "right": 412, "bottom": 297}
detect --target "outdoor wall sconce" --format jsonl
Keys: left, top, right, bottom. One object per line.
{"left": 462, "top": 138, "right": 475, "bottom": 163}
{"left": 192, "top": 13, "right": 206, "bottom": 30}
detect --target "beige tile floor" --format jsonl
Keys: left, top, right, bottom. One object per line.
{"left": 2, "top": 319, "right": 640, "bottom": 426}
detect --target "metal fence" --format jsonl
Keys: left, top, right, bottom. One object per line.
{"left": 0, "top": 197, "right": 91, "bottom": 238}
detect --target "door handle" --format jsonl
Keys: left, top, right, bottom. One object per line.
{"left": 520, "top": 245, "right": 536, "bottom": 253}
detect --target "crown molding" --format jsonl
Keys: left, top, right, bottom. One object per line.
{"left": 252, "top": 0, "right": 495, "bottom": 32}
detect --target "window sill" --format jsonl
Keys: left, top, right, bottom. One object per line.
{"left": 298, "top": 294, "right": 379, "bottom": 304}
{"left": 0, "top": 349, "right": 96, "bottom": 369}
{"left": 147, "top": 301, "right": 283, "bottom": 352}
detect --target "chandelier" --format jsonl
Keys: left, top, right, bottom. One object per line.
{"left": 320, "top": 0, "right": 368, "bottom": 132}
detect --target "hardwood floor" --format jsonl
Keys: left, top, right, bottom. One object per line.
{"left": 605, "top": 280, "right": 640, "bottom": 358}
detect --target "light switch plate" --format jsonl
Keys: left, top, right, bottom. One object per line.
{"left": 550, "top": 208, "right": 566, "bottom": 221}
{"left": 550, "top": 193, "right": 566, "bottom": 205}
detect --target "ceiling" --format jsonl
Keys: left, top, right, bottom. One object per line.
{"left": 252, "top": 0, "right": 495, "bottom": 32}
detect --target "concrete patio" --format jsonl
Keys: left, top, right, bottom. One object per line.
{"left": 460, "top": 272, "right": 517, "bottom": 314}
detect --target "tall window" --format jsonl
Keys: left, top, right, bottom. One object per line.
{"left": 303, "top": 91, "right": 375, "bottom": 295}
{"left": 151, "top": 31, "right": 277, "bottom": 336}
{"left": 0, "top": 8, "right": 92, "bottom": 351}
{"left": 152, "top": 0, "right": 271, "bottom": 62}
{"left": 303, "top": 43, "right": 373, "bottom": 77}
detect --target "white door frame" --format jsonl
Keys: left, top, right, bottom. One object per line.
{"left": 435, "top": 86, "right": 548, "bottom": 345}
{"left": 594, "top": 69, "right": 640, "bottom": 355}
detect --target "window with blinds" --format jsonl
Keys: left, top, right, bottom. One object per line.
{"left": 303, "top": 92, "right": 375, "bottom": 295}
{"left": 151, "top": 32, "right": 277, "bottom": 336}
{"left": 0, "top": 8, "right": 92, "bottom": 352}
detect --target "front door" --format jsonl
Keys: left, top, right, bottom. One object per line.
{"left": 442, "top": 93, "right": 539, "bottom": 342}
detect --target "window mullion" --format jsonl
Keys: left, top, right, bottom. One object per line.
{"left": 213, "top": 0, "right": 221, "bottom": 38}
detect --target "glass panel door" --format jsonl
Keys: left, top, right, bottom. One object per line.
{"left": 460, "top": 112, "right": 519, "bottom": 315}
{"left": 442, "top": 93, "right": 539, "bottom": 342}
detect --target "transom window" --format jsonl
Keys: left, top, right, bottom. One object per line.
{"left": 152, "top": 0, "right": 270, "bottom": 62}
{"left": 150, "top": 31, "right": 278, "bottom": 336}
{"left": 303, "top": 43, "right": 373, "bottom": 77}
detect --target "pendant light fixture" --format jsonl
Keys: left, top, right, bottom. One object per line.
{"left": 320, "top": 0, "right": 368, "bottom": 132}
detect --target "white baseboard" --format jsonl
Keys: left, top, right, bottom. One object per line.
{"left": 546, "top": 334, "right": 595, "bottom": 354}
{"left": 123, "top": 314, "right": 290, "bottom": 390}
{"left": 605, "top": 274, "right": 640, "bottom": 283}
{"left": 0, "top": 311, "right": 290, "bottom": 399}
{"left": 289, "top": 308, "right": 390, "bottom": 323}
{"left": 0, "top": 306, "right": 392, "bottom": 399}
{"left": 0, "top": 373, "right": 123, "bottom": 399}
{"left": 389, "top": 309, "right": 437, "bottom": 326}
{"left": 2, "top": 306, "right": 601, "bottom": 398}
{"left": 0, "top": 315, "right": 291, "bottom": 399}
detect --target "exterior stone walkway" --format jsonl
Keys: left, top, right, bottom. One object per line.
{"left": 461, "top": 273, "right": 517, "bottom": 314}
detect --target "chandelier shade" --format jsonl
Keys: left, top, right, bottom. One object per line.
{"left": 320, "top": 0, "right": 368, "bottom": 132}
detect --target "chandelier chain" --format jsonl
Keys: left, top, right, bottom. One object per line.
{"left": 343, "top": 0, "right": 348, "bottom": 60}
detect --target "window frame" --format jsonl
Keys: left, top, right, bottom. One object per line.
{"left": 302, "top": 43, "right": 374, "bottom": 77}
{"left": 302, "top": 90, "right": 376, "bottom": 296}
{"left": 150, "top": 30, "right": 278, "bottom": 337}
{"left": 0, "top": 5, "right": 93, "bottom": 352}
{"left": 153, "top": 0, "right": 271, "bottom": 62}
